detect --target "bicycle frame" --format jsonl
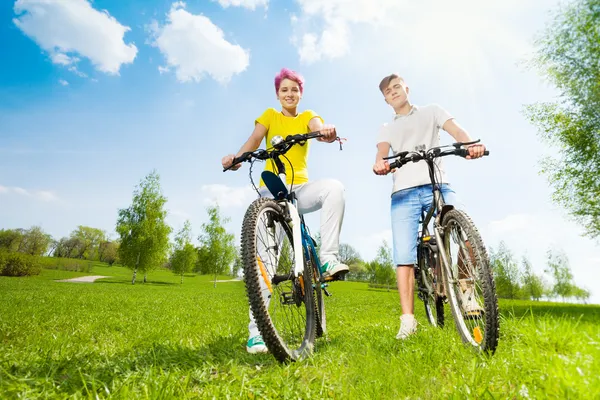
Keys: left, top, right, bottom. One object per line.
{"left": 261, "top": 160, "right": 319, "bottom": 281}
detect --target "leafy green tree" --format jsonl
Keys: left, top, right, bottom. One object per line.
{"left": 53, "top": 236, "right": 83, "bottom": 258}
{"left": 196, "top": 205, "right": 236, "bottom": 287}
{"left": 571, "top": 285, "right": 591, "bottom": 303}
{"left": 0, "top": 229, "right": 23, "bottom": 252}
{"left": 22, "top": 226, "right": 53, "bottom": 256}
{"left": 524, "top": 0, "right": 600, "bottom": 238}
{"left": 545, "top": 248, "right": 574, "bottom": 301}
{"left": 70, "top": 226, "right": 106, "bottom": 260}
{"left": 231, "top": 247, "right": 243, "bottom": 278}
{"left": 98, "top": 241, "right": 119, "bottom": 266}
{"left": 489, "top": 242, "right": 522, "bottom": 299}
{"left": 116, "top": 171, "right": 172, "bottom": 284}
{"left": 171, "top": 221, "right": 197, "bottom": 284}
{"left": 521, "top": 255, "right": 546, "bottom": 301}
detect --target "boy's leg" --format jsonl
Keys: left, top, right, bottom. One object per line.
{"left": 294, "top": 179, "right": 348, "bottom": 278}
{"left": 390, "top": 187, "right": 421, "bottom": 339}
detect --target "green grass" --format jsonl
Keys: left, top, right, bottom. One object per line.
{"left": 1, "top": 264, "right": 599, "bottom": 399}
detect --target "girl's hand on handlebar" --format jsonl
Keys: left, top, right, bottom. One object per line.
{"left": 317, "top": 124, "right": 337, "bottom": 143}
{"left": 222, "top": 154, "right": 241, "bottom": 171}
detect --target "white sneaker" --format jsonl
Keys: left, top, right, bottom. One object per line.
{"left": 396, "top": 314, "right": 418, "bottom": 340}
{"left": 321, "top": 259, "right": 349, "bottom": 279}
{"left": 460, "top": 284, "right": 483, "bottom": 318}
{"left": 246, "top": 335, "right": 268, "bottom": 354}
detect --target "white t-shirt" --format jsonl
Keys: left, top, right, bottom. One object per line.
{"left": 377, "top": 104, "right": 453, "bottom": 194}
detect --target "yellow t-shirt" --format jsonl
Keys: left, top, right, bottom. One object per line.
{"left": 256, "top": 108, "right": 323, "bottom": 186}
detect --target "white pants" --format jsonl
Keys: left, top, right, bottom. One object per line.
{"left": 248, "top": 178, "right": 345, "bottom": 338}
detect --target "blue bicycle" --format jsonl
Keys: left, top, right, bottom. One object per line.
{"left": 224, "top": 132, "right": 339, "bottom": 362}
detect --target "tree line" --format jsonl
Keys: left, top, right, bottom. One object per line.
{"left": 0, "top": 171, "right": 238, "bottom": 284}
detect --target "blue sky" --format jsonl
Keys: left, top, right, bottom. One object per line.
{"left": 2, "top": 0, "right": 599, "bottom": 303}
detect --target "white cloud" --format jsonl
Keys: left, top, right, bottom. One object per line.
{"left": 13, "top": 187, "right": 30, "bottom": 196}
{"left": 0, "top": 185, "right": 59, "bottom": 202}
{"left": 201, "top": 184, "right": 256, "bottom": 208}
{"left": 37, "top": 191, "right": 59, "bottom": 202}
{"left": 59, "top": 79, "right": 69, "bottom": 86}
{"left": 215, "top": 0, "right": 268, "bottom": 10}
{"left": 292, "top": 0, "right": 544, "bottom": 66}
{"left": 149, "top": 2, "right": 250, "bottom": 83}
{"left": 13, "top": 0, "right": 137, "bottom": 75}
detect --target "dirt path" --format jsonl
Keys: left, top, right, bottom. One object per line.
{"left": 55, "top": 276, "right": 111, "bottom": 283}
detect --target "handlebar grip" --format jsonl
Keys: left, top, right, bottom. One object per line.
{"left": 456, "top": 149, "right": 490, "bottom": 157}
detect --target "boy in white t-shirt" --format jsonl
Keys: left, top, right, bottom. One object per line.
{"left": 373, "top": 74, "right": 486, "bottom": 340}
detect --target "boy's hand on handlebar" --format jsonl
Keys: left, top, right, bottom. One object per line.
{"left": 466, "top": 143, "right": 486, "bottom": 159}
{"left": 222, "top": 154, "right": 241, "bottom": 171}
{"left": 373, "top": 159, "right": 391, "bottom": 175}
{"left": 317, "top": 124, "right": 337, "bottom": 143}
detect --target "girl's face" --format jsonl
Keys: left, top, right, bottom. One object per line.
{"left": 277, "top": 78, "right": 302, "bottom": 109}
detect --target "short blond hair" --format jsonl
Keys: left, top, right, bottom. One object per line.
{"left": 379, "top": 74, "right": 405, "bottom": 93}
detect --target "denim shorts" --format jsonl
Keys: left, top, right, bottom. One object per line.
{"left": 390, "top": 184, "right": 463, "bottom": 266}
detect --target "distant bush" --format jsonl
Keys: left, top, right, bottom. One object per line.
{"left": 0, "top": 251, "right": 42, "bottom": 277}
{"left": 38, "top": 257, "right": 93, "bottom": 273}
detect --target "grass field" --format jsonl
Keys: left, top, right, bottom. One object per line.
{"left": 1, "top": 263, "right": 598, "bottom": 399}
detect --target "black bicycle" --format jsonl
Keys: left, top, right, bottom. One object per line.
{"left": 224, "top": 132, "right": 343, "bottom": 362}
{"left": 385, "top": 140, "right": 499, "bottom": 353}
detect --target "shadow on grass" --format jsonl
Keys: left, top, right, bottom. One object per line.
{"left": 500, "top": 301, "right": 600, "bottom": 324}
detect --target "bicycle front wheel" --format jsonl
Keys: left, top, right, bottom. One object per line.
{"left": 241, "top": 198, "right": 316, "bottom": 363}
{"left": 440, "top": 209, "right": 499, "bottom": 354}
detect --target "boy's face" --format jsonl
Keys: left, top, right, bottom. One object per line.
{"left": 383, "top": 78, "right": 409, "bottom": 108}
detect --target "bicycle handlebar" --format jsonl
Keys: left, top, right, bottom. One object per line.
{"left": 223, "top": 131, "right": 325, "bottom": 172}
{"left": 386, "top": 140, "right": 490, "bottom": 170}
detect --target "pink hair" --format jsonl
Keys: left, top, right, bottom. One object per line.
{"left": 274, "top": 68, "right": 304, "bottom": 94}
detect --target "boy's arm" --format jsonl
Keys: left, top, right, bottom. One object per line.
{"left": 442, "top": 119, "right": 472, "bottom": 143}
{"left": 442, "top": 119, "right": 486, "bottom": 159}
{"left": 373, "top": 142, "right": 392, "bottom": 175}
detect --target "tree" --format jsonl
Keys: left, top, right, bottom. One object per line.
{"left": 70, "top": 226, "right": 106, "bottom": 260}
{"left": 98, "top": 241, "right": 119, "bottom": 266}
{"left": 116, "top": 171, "right": 172, "bottom": 284}
{"left": 0, "top": 229, "right": 23, "bottom": 252}
{"left": 489, "top": 242, "right": 522, "bottom": 299}
{"left": 196, "top": 205, "right": 236, "bottom": 287}
{"left": 53, "top": 236, "right": 83, "bottom": 258}
{"left": 338, "top": 243, "right": 362, "bottom": 266}
{"left": 545, "top": 248, "right": 574, "bottom": 301}
{"left": 521, "top": 255, "right": 546, "bottom": 301}
{"left": 21, "top": 226, "right": 53, "bottom": 256}
{"left": 231, "top": 247, "right": 243, "bottom": 278}
{"left": 170, "top": 221, "right": 197, "bottom": 284}
{"left": 524, "top": 0, "right": 600, "bottom": 238}
{"left": 571, "top": 285, "right": 591, "bottom": 303}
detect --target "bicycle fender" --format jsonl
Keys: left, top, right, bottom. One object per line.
{"left": 261, "top": 171, "right": 288, "bottom": 200}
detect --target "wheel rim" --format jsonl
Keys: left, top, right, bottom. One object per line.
{"left": 253, "top": 206, "right": 312, "bottom": 354}
{"left": 444, "top": 219, "right": 487, "bottom": 348}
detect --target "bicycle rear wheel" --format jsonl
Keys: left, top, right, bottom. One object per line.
{"left": 241, "top": 198, "right": 316, "bottom": 362}
{"left": 440, "top": 209, "right": 499, "bottom": 353}
{"left": 418, "top": 242, "right": 445, "bottom": 328}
